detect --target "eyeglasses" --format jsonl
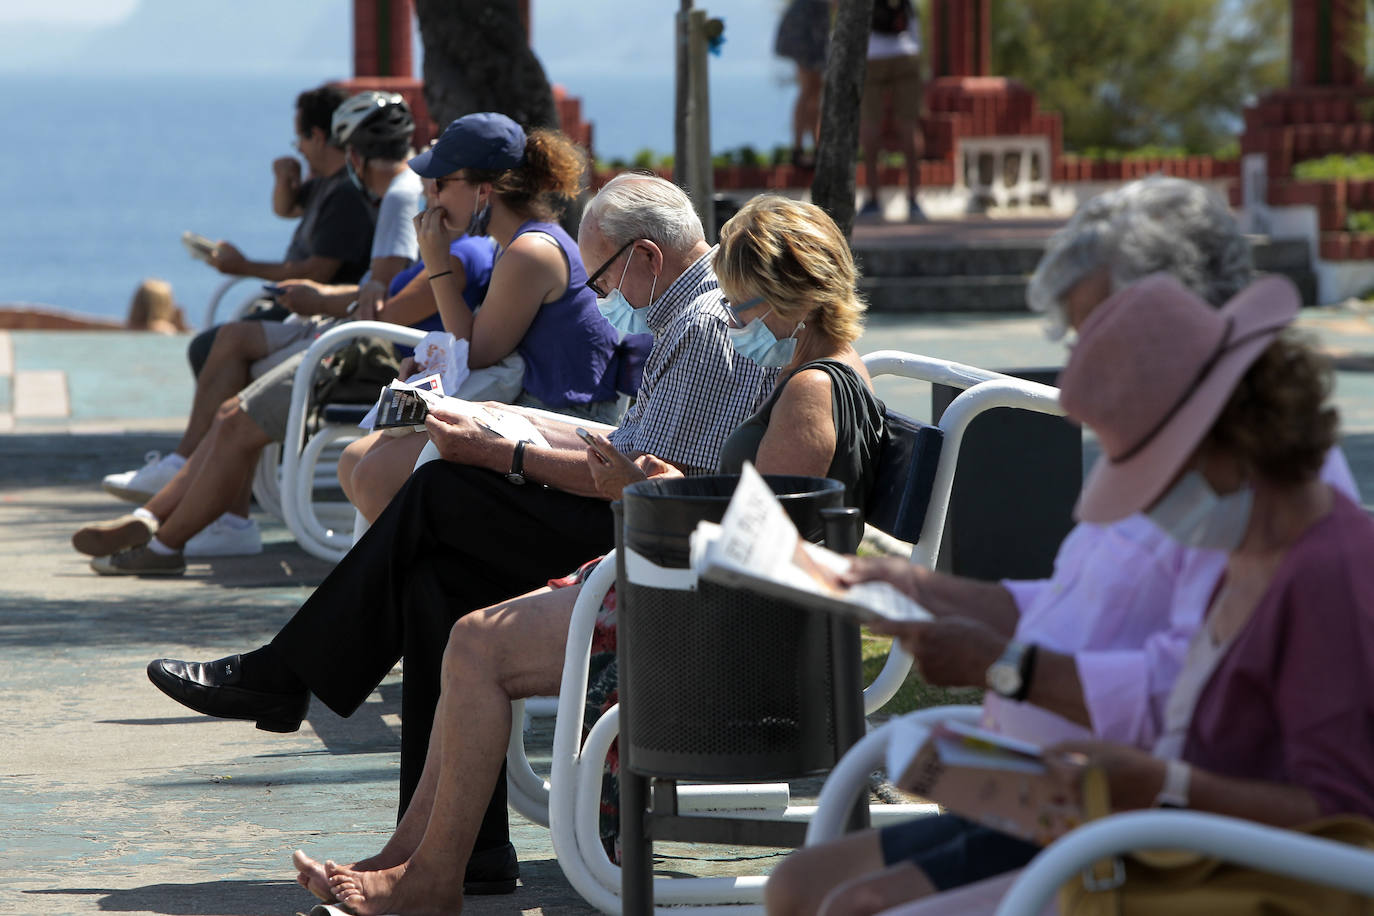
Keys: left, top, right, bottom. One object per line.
{"left": 719, "top": 295, "right": 766, "bottom": 328}
{"left": 434, "top": 173, "right": 468, "bottom": 192}
{"left": 584, "top": 239, "right": 637, "bottom": 296}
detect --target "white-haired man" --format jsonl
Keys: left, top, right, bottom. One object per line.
{"left": 144, "top": 173, "right": 777, "bottom": 896}
{"left": 765, "top": 176, "right": 1359, "bottom": 916}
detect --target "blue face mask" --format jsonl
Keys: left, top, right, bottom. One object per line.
{"left": 1146, "top": 469, "right": 1254, "bottom": 551}
{"left": 596, "top": 248, "right": 655, "bottom": 336}
{"left": 727, "top": 309, "right": 803, "bottom": 368}
{"left": 468, "top": 199, "right": 491, "bottom": 236}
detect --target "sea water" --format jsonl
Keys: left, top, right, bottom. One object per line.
{"left": 0, "top": 66, "right": 794, "bottom": 326}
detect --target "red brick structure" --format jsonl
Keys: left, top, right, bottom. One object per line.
{"left": 342, "top": 0, "right": 592, "bottom": 155}
{"left": 1242, "top": 0, "right": 1372, "bottom": 260}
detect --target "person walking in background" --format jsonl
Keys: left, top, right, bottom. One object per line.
{"left": 774, "top": 0, "right": 831, "bottom": 169}
{"left": 859, "top": 0, "right": 926, "bottom": 222}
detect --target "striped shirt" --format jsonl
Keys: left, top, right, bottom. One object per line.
{"left": 609, "top": 248, "right": 778, "bottom": 474}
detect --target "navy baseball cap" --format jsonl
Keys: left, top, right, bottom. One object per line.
{"left": 409, "top": 112, "right": 526, "bottom": 177}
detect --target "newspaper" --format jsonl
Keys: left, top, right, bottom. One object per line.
{"left": 687, "top": 463, "right": 932, "bottom": 624}
{"left": 368, "top": 381, "right": 550, "bottom": 447}
{"left": 887, "top": 716, "right": 1090, "bottom": 846}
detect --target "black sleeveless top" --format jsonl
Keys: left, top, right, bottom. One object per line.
{"left": 717, "top": 358, "right": 886, "bottom": 508}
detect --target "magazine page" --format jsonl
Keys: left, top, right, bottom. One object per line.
{"left": 688, "top": 463, "right": 931, "bottom": 624}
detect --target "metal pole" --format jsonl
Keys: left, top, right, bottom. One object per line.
{"left": 673, "top": 0, "right": 692, "bottom": 186}
{"left": 686, "top": 8, "right": 715, "bottom": 241}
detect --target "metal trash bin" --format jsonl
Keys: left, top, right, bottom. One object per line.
{"left": 617, "top": 473, "right": 858, "bottom": 781}
{"left": 615, "top": 474, "right": 867, "bottom": 912}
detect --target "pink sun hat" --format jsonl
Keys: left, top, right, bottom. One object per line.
{"left": 1058, "top": 272, "right": 1300, "bottom": 524}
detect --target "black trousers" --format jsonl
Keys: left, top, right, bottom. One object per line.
{"left": 272, "top": 459, "right": 615, "bottom": 852}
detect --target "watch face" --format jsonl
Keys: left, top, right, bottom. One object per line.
{"left": 505, "top": 473, "right": 526, "bottom": 485}
{"left": 987, "top": 663, "right": 1021, "bottom": 697}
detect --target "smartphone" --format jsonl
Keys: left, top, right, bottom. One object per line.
{"left": 262, "top": 283, "right": 285, "bottom": 297}
{"left": 576, "top": 427, "right": 612, "bottom": 465}
{"left": 181, "top": 231, "right": 219, "bottom": 264}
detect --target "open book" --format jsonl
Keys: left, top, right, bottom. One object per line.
{"left": 687, "top": 463, "right": 932, "bottom": 624}
{"left": 887, "top": 716, "right": 1092, "bottom": 846}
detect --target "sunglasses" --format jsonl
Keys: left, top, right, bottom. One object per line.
{"left": 720, "top": 295, "right": 766, "bottom": 328}
{"left": 434, "top": 173, "right": 469, "bottom": 192}
{"left": 584, "top": 239, "right": 637, "bottom": 296}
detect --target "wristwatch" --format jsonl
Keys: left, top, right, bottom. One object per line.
{"left": 506, "top": 439, "right": 528, "bottom": 485}
{"left": 986, "top": 640, "right": 1038, "bottom": 702}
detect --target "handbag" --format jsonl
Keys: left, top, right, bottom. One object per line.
{"left": 1059, "top": 785, "right": 1374, "bottom": 916}
{"left": 312, "top": 337, "right": 403, "bottom": 406}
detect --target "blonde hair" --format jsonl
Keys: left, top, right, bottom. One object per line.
{"left": 714, "top": 195, "right": 866, "bottom": 344}
{"left": 125, "top": 278, "right": 187, "bottom": 333}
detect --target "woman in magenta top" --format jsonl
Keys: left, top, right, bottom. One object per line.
{"left": 1053, "top": 271, "right": 1374, "bottom": 826}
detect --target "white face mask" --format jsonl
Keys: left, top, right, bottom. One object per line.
{"left": 1146, "top": 469, "right": 1254, "bottom": 552}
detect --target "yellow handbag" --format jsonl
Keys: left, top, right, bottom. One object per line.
{"left": 1058, "top": 773, "right": 1374, "bottom": 916}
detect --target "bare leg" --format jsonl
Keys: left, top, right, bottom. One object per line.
{"left": 798, "top": 67, "right": 824, "bottom": 150}
{"left": 817, "top": 862, "right": 936, "bottom": 916}
{"left": 900, "top": 120, "right": 922, "bottom": 195}
{"left": 341, "top": 431, "right": 431, "bottom": 523}
{"left": 174, "top": 321, "right": 270, "bottom": 458}
{"left": 323, "top": 584, "right": 580, "bottom": 914}
{"left": 861, "top": 114, "right": 883, "bottom": 203}
{"left": 766, "top": 829, "right": 888, "bottom": 916}
{"left": 154, "top": 402, "right": 272, "bottom": 549}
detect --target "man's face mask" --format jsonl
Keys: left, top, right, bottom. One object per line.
{"left": 596, "top": 247, "right": 655, "bottom": 336}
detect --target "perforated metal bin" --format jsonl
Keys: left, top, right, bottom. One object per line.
{"left": 615, "top": 474, "right": 862, "bottom": 781}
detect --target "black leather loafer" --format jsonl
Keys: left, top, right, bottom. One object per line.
{"left": 463, "top": 841, "right": 519, "bottom": 895}
{"left": 147, "top": 655, "right": 309, "bottom": 733}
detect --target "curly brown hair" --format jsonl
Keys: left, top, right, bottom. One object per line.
{"left": 1204, "top": 330, "right": 1339, "bottom": 484}
{"left": 464, "top": 128, "right": 587, "bottom": 221}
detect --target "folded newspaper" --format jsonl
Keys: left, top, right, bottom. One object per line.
{"left": 886, "top": 716, "right": 1092, "bottom": 846}
{"left": 687, "top": 463, "right": 932, "bottom": 624}
{"left": 369, "top": 381, "right": 550, "bottom": 448}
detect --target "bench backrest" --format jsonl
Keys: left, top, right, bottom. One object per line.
{"left": 864, "top": 408, "right": 944, "bottom": 544}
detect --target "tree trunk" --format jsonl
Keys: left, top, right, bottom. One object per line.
{"left": 414, "top": 0, "right": 558, "bottom": 131}
{"left": 811, "top": 0, "right": 874, "bottom": 239}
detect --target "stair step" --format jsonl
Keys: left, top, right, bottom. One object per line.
{"left": 860, "top": 275, "right": 1031, "bottom": 312}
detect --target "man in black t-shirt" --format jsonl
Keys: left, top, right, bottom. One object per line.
{"left": 209, "top": 85, "right": 375, "bottom": 286}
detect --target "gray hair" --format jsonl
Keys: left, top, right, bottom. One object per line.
{"left": 1028, "top": 176, "right": 1254, "bottom": 338}
{"left": 581, "top": 173, "right": 705, "bottom": 254}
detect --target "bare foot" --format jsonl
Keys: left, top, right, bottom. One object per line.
{"left": 327, "top": 859, "right": 462, "bottom": 916}
{"left": 293, "top": 849, "right": 405, "bottom": 903}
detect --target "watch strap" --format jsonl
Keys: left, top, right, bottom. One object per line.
{"left": 1011, "top": 643, "right": 1038, "bottom": 703}
{"left": 1154, "top": 759, "right": 1192, "bottom": 808}
{"left": 506, "top": 439, "right": 528, "bottom": 484}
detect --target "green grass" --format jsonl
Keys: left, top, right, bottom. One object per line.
{"left": 861, "top": 632, "right": 984, "bottom": 716}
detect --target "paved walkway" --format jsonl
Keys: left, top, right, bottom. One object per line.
{"left": 4, "top": 304, "right": 1374, "bottom": 915}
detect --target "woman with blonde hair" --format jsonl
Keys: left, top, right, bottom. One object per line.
{"left": 124, "top": 278, "right": 189, "bottom": 334}
{"left": 296, "top": 195, "right": 889, "bottom": 913}
{"left": 336, "top": 112, "right": 631, "bottom": 522}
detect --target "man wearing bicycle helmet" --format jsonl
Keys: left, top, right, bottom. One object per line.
{"left": 274, "top": 91, "right": 424, "bottom": 320}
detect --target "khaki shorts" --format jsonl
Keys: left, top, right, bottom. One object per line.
{"left": 862, "top": 54, "right": 924, "bottom": 130}
{"left": 238, "top": 349, "right": 307, "bottom": 442}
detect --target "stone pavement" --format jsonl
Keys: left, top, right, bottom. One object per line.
{"left": 4, "top": 305, "right": 1374, "bottom": 916}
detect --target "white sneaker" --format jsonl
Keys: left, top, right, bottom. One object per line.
{"left": 102, "top": 451, "right": 184, "bottom": 503}
{"left": 185, "top": 516, "right": 263, "bottom": 557}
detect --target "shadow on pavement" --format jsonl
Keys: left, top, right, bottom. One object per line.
{"left": 24, "top": 880, "right": 301, "bottom": 915}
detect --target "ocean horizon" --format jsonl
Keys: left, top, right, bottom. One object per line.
{"left": 2, "top": 66, "right": 795, "bottom": 325}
